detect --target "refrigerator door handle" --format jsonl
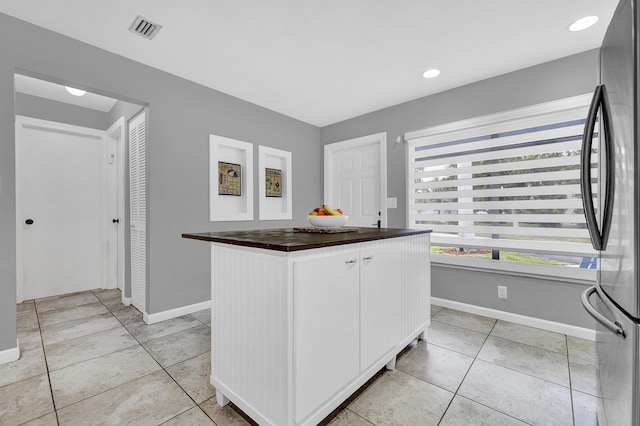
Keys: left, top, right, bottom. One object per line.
{"left": 581, "top": 286, "right": 626, "bottom": 338}
{"left": 600, "top": 85, "right": 615, "bottom": 251}
{"left": 580, "top": 85, "right": 615, "bottom": 251}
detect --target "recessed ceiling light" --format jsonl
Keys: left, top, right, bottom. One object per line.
{"left": 423, "top": 69, "right": 441, "bottom": 79}
{"left": 65, "top": 86, "right": 86, "bottom": 96}
{"left": 569, "top": 16, "right": 599, "bottom": 32}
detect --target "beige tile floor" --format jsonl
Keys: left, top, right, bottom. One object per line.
{"left": 2, "top": 290, "right": 601, "bottom": 425}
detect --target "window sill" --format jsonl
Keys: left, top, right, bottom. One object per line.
{"left": 431, "top": 254, "right": 596, "bottom": 285}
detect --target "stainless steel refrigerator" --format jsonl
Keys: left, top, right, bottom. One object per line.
{"left": 580, "top": 0, "right": 640, "bottom": 424}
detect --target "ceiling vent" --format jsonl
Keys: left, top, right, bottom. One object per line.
{"left": 129, "top": 15, "right": 162, "bottom": 40}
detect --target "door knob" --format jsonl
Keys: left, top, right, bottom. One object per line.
{"left": 25, "top": 219, "right": 34, "bottom": 225}
{"left": 112, "top": 218, "right": 120, "bottom": 224}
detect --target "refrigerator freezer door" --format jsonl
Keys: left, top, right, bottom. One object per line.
{"left": 589, "top": 287, "right": 640, "bottom": 425}
{"left": 598, "top": 0, "right": 640, "bottom": 319}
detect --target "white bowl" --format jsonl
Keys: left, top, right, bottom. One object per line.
{"left": 307, "top": 215, "right": 349, "bottom": 228}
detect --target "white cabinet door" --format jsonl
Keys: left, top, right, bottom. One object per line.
{"left": 293, "top": 251, "right": 360, "bottom": 423}
{"left": 360, "top": 246, "right": 401, "bottom": 370}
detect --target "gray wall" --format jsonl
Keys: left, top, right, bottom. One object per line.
{"left": 432, "top": 266, "right": 595, "bottom": 328}
{"left": 15, "top": 92, "right": 110, "bottom": 129}
{"left": 0, "top": 55, "right": 15, "bottom": 351}
{"left": 0, "top": 12, "right": 321, "bottom": 351}
{"left": 321, "top": 50, "right": 600, "bottom": 328}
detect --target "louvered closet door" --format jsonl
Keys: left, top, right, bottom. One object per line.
{"left": 129, "top": 111, "right": 147, "bottom": 313}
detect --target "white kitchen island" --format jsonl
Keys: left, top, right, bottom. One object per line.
{"left": 182, "top": 227, "right": 431, "bottom": 426}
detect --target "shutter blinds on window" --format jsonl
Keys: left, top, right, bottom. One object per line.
{"left": 405, "top": 95, "right": 597, "bottom": 258}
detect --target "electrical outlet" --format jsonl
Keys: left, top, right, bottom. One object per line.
{"left": 498, "top": 285, "right": 508, "bottom": 299}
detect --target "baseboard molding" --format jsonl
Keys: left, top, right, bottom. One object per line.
{"left": 0, "top": 339, "right": 20, "bottom": 365}
{"left": 431, "top": 297, "right": 596, "bottom": 341}
{"left": 121, "top": 296, "right": 131, "bottom": 306}
{"left": 143, "top": 300, "right": 212, "bottom": 325}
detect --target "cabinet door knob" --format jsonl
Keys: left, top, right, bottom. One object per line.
{"left": 345, "top": 259, "right": 358, "bottom": 264}
{"left": 25, "top": 219, "right": 34, "bottom": 225}
{"left": 362, "top": 256, "right": 373, "bottom": 261}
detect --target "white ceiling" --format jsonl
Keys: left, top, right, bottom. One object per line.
{"left": 15, "top": 74, "right": 118, "bottom": 112}
{"left": 1, "top": 0, "right": 619, "bottom": 127}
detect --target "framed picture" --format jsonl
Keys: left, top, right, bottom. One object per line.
{"left": 265, "top": 168, "right": 282, "bottom": 197}
{"left": 218, "top": 161, "right": 241, "bottom": 196}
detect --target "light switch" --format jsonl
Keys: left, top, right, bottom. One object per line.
{"left": 386, "top": 197, "right": 397, "bottom": 209}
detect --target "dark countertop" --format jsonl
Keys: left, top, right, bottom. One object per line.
{"left": 182, "top": 227, "right": 431, "bottom": 252}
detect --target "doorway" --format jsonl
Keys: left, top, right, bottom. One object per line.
{"left": 324, "top": 132, "right": 387, "bottom": 228}
{"left": 15, "top": 116, "right": 124, "bottom": 301}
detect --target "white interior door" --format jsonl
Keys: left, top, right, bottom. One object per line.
{"left": 129, "top": 111, "right": 147, "bottom": 313}
{"left": 324, "top": 133, "right": 387, "bottom": 228}
{"left": 16, "top": 116, "right": 110, "bottom": 301}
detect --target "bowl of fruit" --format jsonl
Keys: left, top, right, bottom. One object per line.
{"left": 308, "top": 205, "right": 349, "bottom": 228}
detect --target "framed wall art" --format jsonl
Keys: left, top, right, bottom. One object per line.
{"left": 209, "top": 135, "right": 253, "bottom": 221}
{"left": 258, "top": 145, "right": 292, "bottom": 220}
{"left": 218, "top": 162, "right": 242, "bottom": 196}
{"left": 265, "top": 168, "right": 282, "bottom": 198}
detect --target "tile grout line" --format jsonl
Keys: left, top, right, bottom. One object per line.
{"left": 432, "top": 316, "right": 569, "bottom": 356}
{"left": 22, "top": 297, "right": 587, "bottom": 425}
{"left": 37, "top": 291, "right": 142, "bottom": 417}
{"left": 33, "top": 299, "right": 61, "bottom": 425}
{"left": 566, "top": 334, "right": 577, "bottom": 426}
{"left": 148, "top": 316, "right": 223, "bottom": 426}
{"left": 45, "top": 291, "right": 136, "bottom": 418}
{"left": 433, "top": 318, "right": 537, "bottom": 426}
{"left": 40, "top": 290, "right": 204, "bottom": 422}
{"left": 96, "top": 292, "right": 218, "bottom": 425}
{"left": 431, "top": 318, "right": 576, "bottom": 390}
{"left": 41, "top": 293, "right": 135, "bottom": 372}
{"left": 137, "top": 337, "right": 214, "bottom": 424}
{"left": 435, "top": 318, "right": 497, "bottom": 425}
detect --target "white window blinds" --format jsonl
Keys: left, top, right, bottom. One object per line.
{"left": 406, "top": 95, "right": 597, "bottom": 258}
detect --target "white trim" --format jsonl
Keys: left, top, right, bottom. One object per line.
{"left": 324, "top": 132, "right": 387, "bottom": 227}
{"left": 121, "top": 296, "right": 131, "bottom": 306}
{"left": 106, "top": 117, "right": 126, "bottom": 294}
{"left": 431, "top": 254, "right": 596, "bottom": 282}
{"left": 432, "top": 261, "right": 594, "bottom": 286}
{"left": 0, "top": 339, "right": 20, "bottom": 365}
{"left": 143, "top": 300, "right": 212, "bottom": 324}
{"left": 404, "top": 93, "right": 593, "bottom": 141}
{"left": 431, "top": 297, "right": 596, "bottom": 341}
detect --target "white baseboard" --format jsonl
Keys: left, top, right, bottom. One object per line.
{"left": 121, "top": 296, "right": 131, "bottom": 306}
{"left": 431, "top": 297, "right": 596, "bottom": 341}
{"left": 0, "top": 339, "right": 20, "bottom": 365}
{"left": 143, "top": 300, "right": 212, "bottom": 325}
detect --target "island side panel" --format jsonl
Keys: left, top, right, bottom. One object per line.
{"left": 400, "top": 233, "right": 431, "bottom": 343}
{"left": 211, "top": 243, "right": 290, "bottom": 426}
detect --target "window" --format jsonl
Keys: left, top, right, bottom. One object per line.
{"left": 405, "top": 95, "right": 597, "bottom": 280}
